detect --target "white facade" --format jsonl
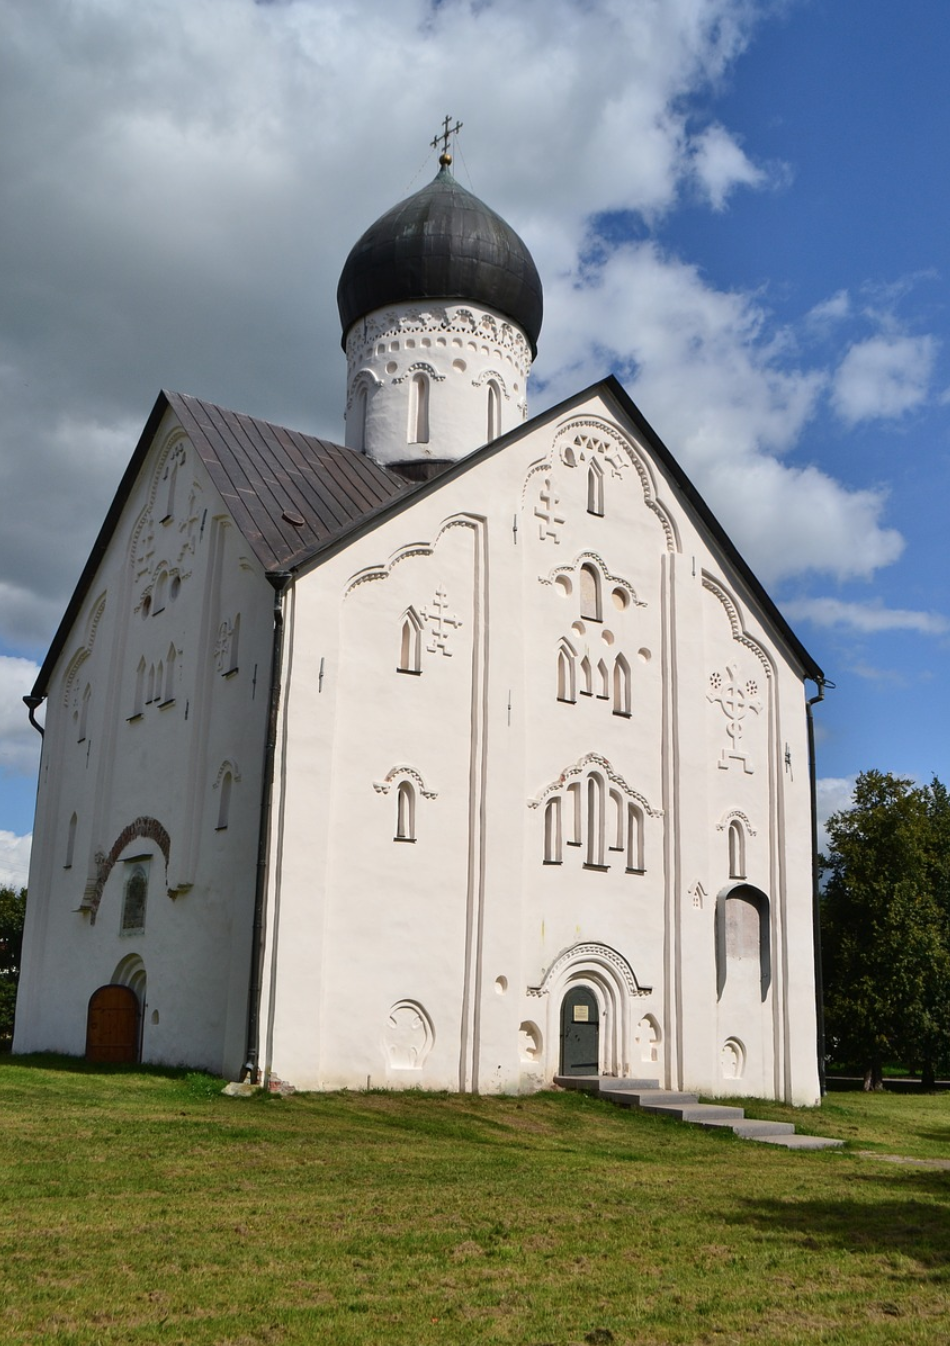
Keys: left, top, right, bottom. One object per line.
{"left": 15, "top": 165, "right": 823, "bottom": 1103}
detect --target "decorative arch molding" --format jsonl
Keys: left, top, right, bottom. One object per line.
{"left": 715, "top": 809, "right": 757, "bottom": 836}
{"left": 372, "top": 766, "right": 438, "bottom": 800}
{"left": 343, "top": 514, "right": 482, "bottom": 598}
{"left": 343, "top": 366, "right": 384, "bottom": 415}
{"left": 538, "top": 551, "right": 645, "bottom": 607}
{"left": 527, "top": 941, "right": 651, "bottom": 1000}
{"left": 62, "top": 592, "right": 108, "bottom": 708}
{"left": 129, "top": 428, "right": 190, "bottom": 564}
{"left": 81, "top": 816, "right": 171, "bottom": 920}
{"left": 471, "top": 368, "right": 511, "bottom": 399}
{"left": 111, "top": 952, "right": 147, "bottom": 1003}
{"left": 392, "top": 361, "right": 446, "bottom": 385}
{"left": 213, "top": 759, "right": 241, "bottom": 790}
{"left": 520, "top": 456, "right": 553, "bottom": 509}
{"left": 553, "top": 416, "right": 679, "bottom": 551}
{"left": 528, "top": 753, "right": 661, "bottom": 818}
{"left": 701, "top": 574, "right": 774, "bottom": 678}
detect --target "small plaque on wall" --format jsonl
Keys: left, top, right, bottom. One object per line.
{"left": 573, "top": 1005, "right": 590, "bottom": 1023}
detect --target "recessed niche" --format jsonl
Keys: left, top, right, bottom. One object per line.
{"left": 638, "top": 647, "right": 652, "bottom": 663}
{"left": 494, "top": 976, "right": 508, "bottom": 996}
{"left": 601, "top": 629, "right": 615, "bottom": 646}
{"left": 571, "top": 620, "right": 586, "bottom": 637}
{"left": 519, "top": 1021, "right": 542, "bottom": 1062}
{"left": 554, "top": 575, "right": 572, "bottom": 597}
{"left": 170, "top": 576, "right": 181, "bottom": 602}
{"left": 141, "top": 595, "right": 151, "bottom": 619}
{"left": 405, "top": 338, "right": 416, "bottom": 349}
{"left": 386, "top": 360, "right": 398, "bottom": 374}
{"left": 452, "top": 358, "right": 467, "bottom": 373}
{"left": 612, "top": 587, "right": 630, "bottom": 610}
{"left": 151, "top": 1010, "right": 160, "bottom": 1025}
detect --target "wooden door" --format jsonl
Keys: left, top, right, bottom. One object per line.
{"left": 559, "top": 986, "right": 599, "bottom": 1076}
{"left": 85, "top": 984, "right": 140, "bottom": 1063}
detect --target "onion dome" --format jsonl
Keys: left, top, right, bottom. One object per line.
{"left": 337, "top": 163, "right": 543, "bottom": 357}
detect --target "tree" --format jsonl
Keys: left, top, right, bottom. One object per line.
{"left": 0, "top": 886, "right": 26, "bottom": 1046}
{"left": 821, "top": 771, "right": 950, "bottom": 1090}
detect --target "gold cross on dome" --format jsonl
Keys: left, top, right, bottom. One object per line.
{"left": 431, "top": 115, "right": 463, "bottom": 161}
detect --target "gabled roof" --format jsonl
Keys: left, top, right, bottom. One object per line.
{"left": 31, "top": 390, "right": 410, "bottom": 697}
{"left": 32, "top": 376, "right": 822, "bottom": 700}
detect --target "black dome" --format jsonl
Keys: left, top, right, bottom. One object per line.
{"left": 337, "top": 165, "right": 543, "bottom": 356}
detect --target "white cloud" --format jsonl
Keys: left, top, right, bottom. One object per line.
{"left": 691, "top": 122, "right": 765, "bottom": 210}
{"left": 806, "top": 290, "right": 850, "bottom": 328}
{"left": 782, "top": 596, "right": 950, "bottom": 636}
{"left": 0, "top": 657, "right": 42, "bottom": 778}
{"left": 0, "top": 831, "right": 31, "bottom": 890}
{"left": 831, "top": 334, "right": 936, "bottom": 424}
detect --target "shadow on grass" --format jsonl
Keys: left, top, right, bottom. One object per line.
{"left": 724, "top": 1174, "right": 950, "bottom": 1275}
{"left": 0, "top": 1050, "right": 203, "bottom": 1081}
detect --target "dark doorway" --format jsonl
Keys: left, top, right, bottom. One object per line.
{"left": 86, "top": 984, "right": 140, "bottom": 1063}
{"left": 559, "top": 985, "right": 600, "bottom": 1076}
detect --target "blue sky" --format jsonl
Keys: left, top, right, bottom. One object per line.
{"left": 0, "top": 0, "right": 948, "bottom": 882}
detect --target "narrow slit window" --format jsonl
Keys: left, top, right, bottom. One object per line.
{"left": 579, "top": 655, "right": 593, "bottom": 696}
{"left": 354, "top": 384, "right": 368, "bottom": 453}
{"left": 408, "top": 373, "right": 430, "bottom": 444}
{"left": 579, "top": 563, "right": 602, "bottom": 621}
{"left": 556, "top": 641, "right": 576, "bottom": 702}
{"left": 164, "top": 644, "right": 177, "bottom": 702}
{"left": 609, "top": 788, "right": 624, "bottom": 851}
{"left": 596, "top": 658, "right": 609, "bottom": 699}
{"left": 627, "top": 804, "right": 645, "bottom": 872}
{"left": 587, "top": 459, "right": 604, "bottom": 516}
{"left": 543, "top": 797, "right": 562, "bottom": 863}
{"left": 728, "top": 820, "right": 746, "bottom": 879}
{"left": 487, "top": 380, "right": 501, "bottom": 441}
{"left": 133, "top": 658, "right": 146, "bottom": 716}
{"left": 586, "top": 773, "right": 606, "bottom": 868}
{"left": 398, "top": 609, "right": 423, "bottom": 673}
{"left": 146, "top": 664, "right": 156, "bottom": 705}
{"left": 216, "top": 771, "right": 233, "bottom": 830}
{"left": 65, "top": 812, "right": 78, "bottom": 869}
{"left": 613, "top": 654, "right": 632, "bottom": 716}
{"left": 566, "top": 781, "right": 582, "bottom": 846}
{"left": 78, "top": 684, "right": 91, "bottom": 742}
{"left": 395, "top": 780, "right": 416, "bottom": 841}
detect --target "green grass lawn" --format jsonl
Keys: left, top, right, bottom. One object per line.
{"left": 0, "top": 1058, "right": 948, "bottom": 1345}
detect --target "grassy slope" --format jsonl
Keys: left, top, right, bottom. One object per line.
{"left": 0, "top": 1058, "right": 948, "bottom": 1345}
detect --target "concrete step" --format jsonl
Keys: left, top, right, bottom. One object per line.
{"left": 749, "top": 1133, "right": 845, "bottom": 1150}
{"left": 607, "top": 1089, "right": 700, "bottom": 1108}
{"left": 642, "top": 1102, "right": 746, "bottom": 1123}
{"left": 699, "top": 1118, "right": 796, "bottom": 1138}
{"left": 598, "top": 1077, "right": 662, "bottom": 1092}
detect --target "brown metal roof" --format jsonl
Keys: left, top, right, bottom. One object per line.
{"left": 31, "top": 391, "right": 411, "bottom": 697}
{"left": 167, "top": 392, "right": 410, "bottom": 572}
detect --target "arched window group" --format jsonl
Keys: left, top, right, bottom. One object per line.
{"left": 131, "top": 645, "right": 179, "bottom": 718}
{"left": 556, "top": 643, "right": 631, "bottom": 716}
{"left": 543, "top": 771, "right": 645, "bottom": 873}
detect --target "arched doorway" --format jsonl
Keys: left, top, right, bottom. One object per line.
{"left": 559, "top": 985, "right": 600, "bottom": 1076}
{"left": 85, "top": 984, "right": 140, "bottom": 1063}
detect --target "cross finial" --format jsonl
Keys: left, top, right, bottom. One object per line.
{"left": 431, "top": 114, "right": 462, "bottom": 166}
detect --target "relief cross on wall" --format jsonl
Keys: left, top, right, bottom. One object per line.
{"left": 421, "top": 584, "right": 462, "bottom": 656}
{"left": 535, "top": 476, "right": 566, "bottom": 543}
{"left": 707, "top": 665, "right": 762, "bottom": 774}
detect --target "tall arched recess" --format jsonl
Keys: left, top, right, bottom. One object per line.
{"left": 715, "top": 884, "right": 771, "bottom": 1002}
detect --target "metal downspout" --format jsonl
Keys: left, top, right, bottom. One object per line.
{"left": 23, "top": 695, "right": 45, "bottom": 737}
{"left": 243, "top": 571, "right": 292, "bottom": 1082}
{"left": 806, "top": 676, "right": 829, "bottom": 1096}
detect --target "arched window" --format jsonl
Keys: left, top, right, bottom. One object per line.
{"left": 162, "top": 455, "right": 180, "bottom": 523}
{"left": 65, "top": 812, "right": 78, "bottom": 869}
{"left": 728, "top": 820, "right": 746, "bottom": 879}
{"left": 133, "top": 658, "right": 146, "bottom": 717}
{"left": 566, "top": 781, "right": 582, "bottom": 847}
{"left": 626, "top": 804, "right": 645, "bottom": 872}
{"left": 587, "top": 459, "right": 604, "bottom": 516}
{"left": 579, "top": 655, "right": 593, "bottom": 697}
{"left": 613, "top": 654, "right": 632, "bottom": 717}
{"left": 609, "top": 788, "right": 624, "bottom": 852}
{"left": 398, "top": 609, "right": 423, "bottom": 674}
{"left": 155, "top": 661, "right": 164, "bottom": 703}
{"left": 487, "top": 380, "right": 501, "bottom": 441}
{"left": 226, "top": 615, "right": 240, "bottom": 675}
{"left": 216, "top": 772, "right": 232, "bottom": 830}
{"left": 408, "top": 373, "right": 430, "bottom": 444}
{"left": 596, "top": 658, "right": 609, "bottom": 699}
{"left": 121, "top": 863, "right": 148, "bottom": 934}
{"left": 586, "top": 772, "right": 606, "bottom": 868}
{"left": 354, "top": 384, "right": 369, "bottom": 453}
{"left": 78, "top": 684, "right": 91, "bottom": 742}
{"left": 543, "top": 797, "right": 562, "bottom": 863}
{"left": 579, "top": 563, "right": 602, "bottom": 622}
{"left": 146, "top": 664, "right": 156, "bottom": 706}
{"left": 395, "top": 780, "right": 416, "bottom": 841}
{"left": 556, "top": 641, "right": 576, "bottom": 702}
{"left": 163, "top": 644, "right": 177, "bottom": 703}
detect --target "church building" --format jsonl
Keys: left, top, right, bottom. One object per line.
{"left": 14, "top": 141, "right": 825, "bottom": 1104}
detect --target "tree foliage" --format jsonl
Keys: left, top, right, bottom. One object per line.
{"left": 821, "top": 771, "right": 950, "bottom": 1089}
{"left": 0, "top": 886, "right": 27, "bottom": 1044}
